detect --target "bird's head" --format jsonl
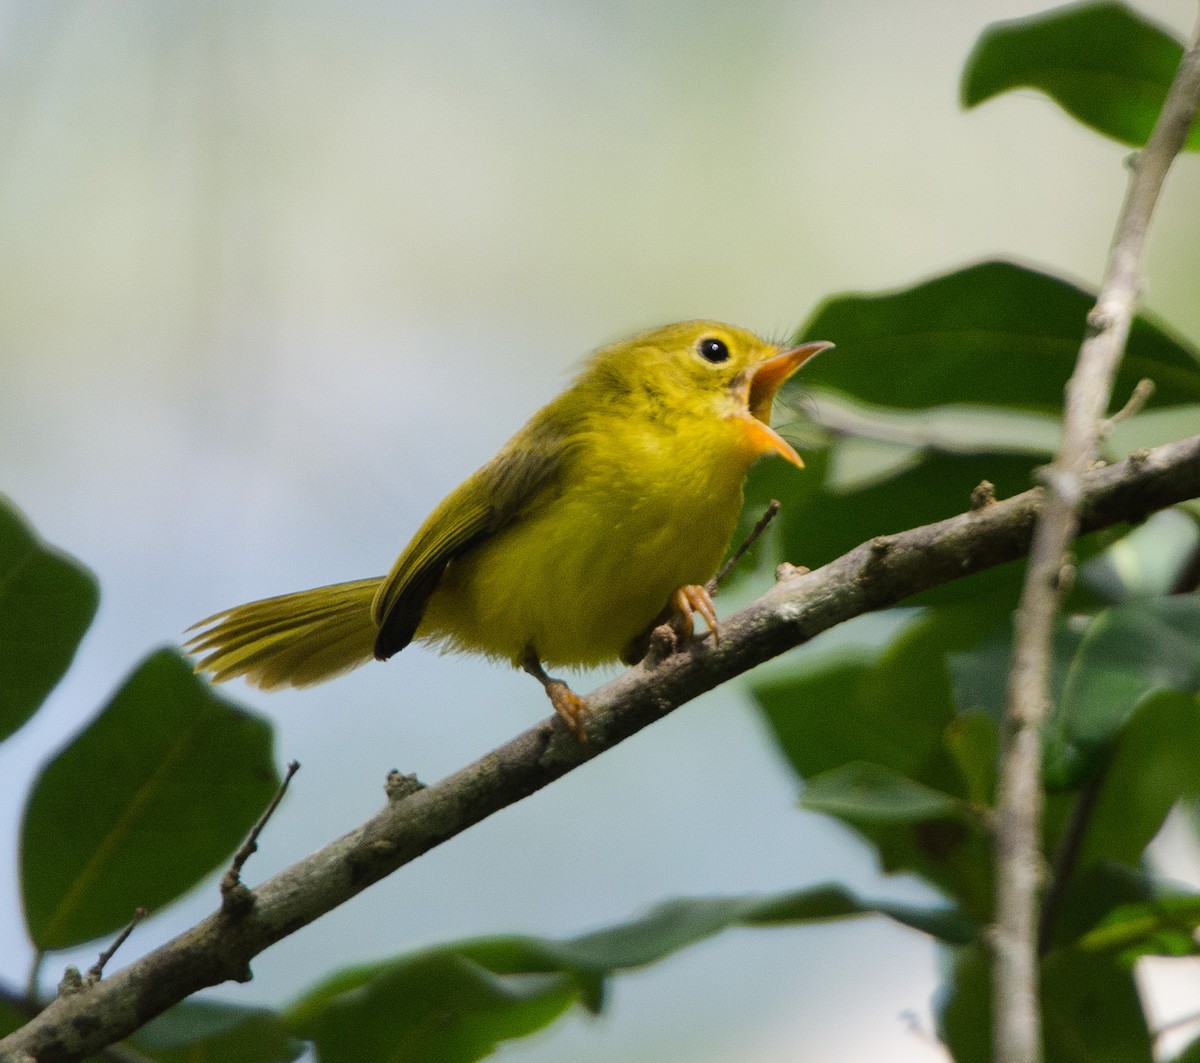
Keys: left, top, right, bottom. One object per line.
{"left": 585, "top": 321, "right": 832, "bottom": 467}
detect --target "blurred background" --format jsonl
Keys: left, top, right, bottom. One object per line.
{"left": 2, "top": 1, "right": 1199, "bottom": 1060}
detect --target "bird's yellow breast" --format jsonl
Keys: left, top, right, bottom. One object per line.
{"left": 416, "top": 407, "right": 757, "bottom": 667}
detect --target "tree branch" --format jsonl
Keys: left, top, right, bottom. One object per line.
{"left": 991, "top": 24, "right": 1200, "bottom": 1063}
{"left": 2, "top": 434, "right": 1198, "bottom": 1063}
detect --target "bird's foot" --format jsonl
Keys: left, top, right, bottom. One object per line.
{"left": 522, "top": 649, "right": 589, "bottom": 742}
{"left": 544, "top": 680, "right": 590, "bottom": 743}
{"left": 668, "top": 584, "right": 719, "bottom": 646}
{"left": 621, "top": 584, "right": 721, "bottom": 668}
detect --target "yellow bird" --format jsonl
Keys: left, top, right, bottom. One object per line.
{"left": 186, "top": 322, "right": 830, "bottom": 739}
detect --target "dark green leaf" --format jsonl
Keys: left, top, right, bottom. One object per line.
{"left": 939, "top": 941, "right": 1155, "bottom": 1063}
{"left": 1043, "top": 862, "right": 1162, "bottom": 953}
{"left": 288, "top": 886, "right": 972, "bottom": 1063}
{"left": 530, "top": 885, "right": 976, "bottom": 968}
{"left": 1052, "top": 596, "right": 1200, "bottom": 776}
{"left": 753, "top": 607, "right": 996, "bottom": 788}
{"left": 767, "top": 434, "right": 1122, "bottom": 612}
{"left": 21, "top": 649, "right": 279, "bottom": 950}
{"left": 1040, "top": 947, "right": 1155, "bottom": 1062}
{"left": 1079, "top": 690, "right": 1200, "bottom": 869}
{"left": 133, "top": 1001, "right": 301, "bottom": 1063}
{"left": 730, "top": 450, "right": 828, "bottom": 587}
{"left": 1079, "top": 891, "right": 1200, "bottom": 961}
{"left": 0, "top": 496, "right": 98, "bottom": 742}
{"left": 765, "top": 267, "right": 1199, "bottom": 612}
{"left": 0, "top": 995, "right": 29, "bottom": 1039}
{"left": 290, "top": 953, "right": 575, "bottom": 1063}
{"left": 943, "top": 710, "right": 999, "bottom": 806}
{"left": 802, "top": 761, "right": 969, "bottom": 823}
{"left": 1081, "top": 508, "right": 1200, "bottom": 603}
{"left": 778, "top": 446, "right": 1042, "bottom": 574}
{"left": 938, "top": 944, "right": 992, "bottom": 1063}
{"left": 717, "top": 885, "right": 975, "bottom": 943}
{"left": 951, "top": 617, "right": 1090, "bottom": 791}
{"left": 962, "top": 2, "right": 1200, "bottom": 150}
{"left": 753, "top": 609, "right": 998, "bottom": 915}
{"left": 792, "top": 260, "right": 1200, "bottom": 414}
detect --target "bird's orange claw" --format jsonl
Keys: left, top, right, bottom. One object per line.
{"left": 669, "top": 584, "right": 719, "bottom": 646}
{"left": 522, "top": 649, "right": 590, "bottom": 742}
{"left": 545, "top": 681, "right": 590, "bottom": 742}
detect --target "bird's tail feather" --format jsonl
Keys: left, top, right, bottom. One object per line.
{"left": 185, "top": 577, "right": 384, "bottom": 690}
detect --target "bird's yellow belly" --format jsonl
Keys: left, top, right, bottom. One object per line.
{"left": 416, "top": 458, "right": 745, "bottom": 668}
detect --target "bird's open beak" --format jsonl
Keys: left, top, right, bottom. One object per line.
{"left": 739, "top": 340, "right": 833, "bottom": 467}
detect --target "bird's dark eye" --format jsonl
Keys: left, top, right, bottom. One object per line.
{"left": 697, "top": 337, "right": 730, "bottom": 363}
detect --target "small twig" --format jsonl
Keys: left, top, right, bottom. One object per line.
{"left": 221, "top": 760, "right": 300, "bottom": 904}
{"left": 1101, "top": 377, "right": 1156, "bottom": 433}
{"left": 385, "top": 770, "right": 426, "bottom": 803}
{"left": 1036, "top": 763, "right": 1108, "bottom": 955}
{"left": 707, "top": 500, "right": 782, "bottom": 595}
{"left": 991, "top": 23, "right": 1200, "bottom": 1063}
{"left": 970, "top": 480, "right": 997, "bottom": 512}
{"left": 87, "top": 909, "right": 147, "bottom": 982}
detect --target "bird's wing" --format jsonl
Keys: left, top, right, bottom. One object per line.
{"left": 371, "top": 415, "right": 570, "bottom": 659}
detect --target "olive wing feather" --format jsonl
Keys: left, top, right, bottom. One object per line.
{"left": 371, "top": 414, "right": 571, "bottom": 660}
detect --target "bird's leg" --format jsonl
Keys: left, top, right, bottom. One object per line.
{"left": 522, "top": 647, "right": 589, "bottom": 742}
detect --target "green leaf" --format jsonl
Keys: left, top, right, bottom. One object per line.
{"left": 943, "top": 710, "right": 999, "bottom": 806}
{"left": 753, "top": 607, "right": 997, "bottom": 787}
{"left": 939, "top": 945, "right": 992, "bottom": 1063}
{"left": 802, "top": 761, "right": 969, "bottom": 823}
{"left": 1079, "top": 891, "right": 1200, "bottom": 960}
{"left": 132, "top": 1001, "right": 301, "bottom": 1063}
{"left": 771, "top": 263, "right": 1198, "bottom": 608}
{"left": 1081, "top": 508, "right": 1200, "bottom": 603}
{"left": 939, "top": 941, "right": 1155, "bottom": 1063}
{"left": 1079, "top": 690, "right": 1200, "bottom": 869}
{"left": 768, "top": 437, "right": 1122, "bottom": 613}
{"left": 952, "top": 617, "right": 1090, "bottom": 793}
{"left": 0, "top": 496, "right": 99, "bottom": 742}
{"left": 741, "top": 885, "right": 976, "bottom": 943}
{"left": 1108, "top": 404, "right": 1200, "bottom": 456}
{"left": 962, "top": 2, "right": 1200, "bottom": 151}
{"left": 288, "top": 886, "right": 973, "bottom": 1063}
{"left": 0, "top": 995, "right": 28, "bottom": 1039}
{"left": 1040, "top": 947, "right": 1155, "bottom": 1063}
{"left": 793, "top": 260, "right": 1200, "bottom": 414}
{"left": 753, "top": 608, "right": 999, "bottom": 915}
{"left": 291, "top": 953, "right": 575, "bottom": 1063}
{"left": 1043, "top": 862, "right": 1162, "bottom": 953}
{"left": 21, "top": 649, "right": 280, "bottom": 950}
{"left": 780, "top": 446, "right": 1040, "bottom": 576}
{"left": 528, "top": 885, "right": 976, "bottom": 970}
{"left": 809, "top": 391, "right": 1063, "bottom": 460}
{"left": 1052, "top": 596, "right": 1200, "bottom": 777}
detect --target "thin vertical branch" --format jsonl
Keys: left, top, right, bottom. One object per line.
{"left": 991, "top": 21, "right": 1200, "bottom": 1063}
